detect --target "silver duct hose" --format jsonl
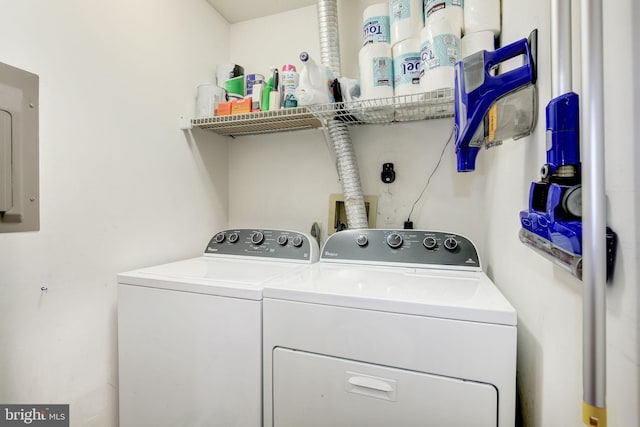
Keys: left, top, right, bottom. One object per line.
{"left": 317, "top": 0, "right": 369, "bottom": 229}
{"left": 317, "top": 0, "right": 342, "bottom": 78}
{"left": 327, "top": 121, "right": 369, "bottom": 227}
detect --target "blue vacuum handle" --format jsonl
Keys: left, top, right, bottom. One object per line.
{"left": 455, "top": 30, "right": 537, "bottom": 172}
{"left": 482, "top": 39, "right": 534, "bottom": 93}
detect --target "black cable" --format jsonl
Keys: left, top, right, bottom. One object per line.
{"left": 407, "top": 124, "right": 455, "bottom": 222}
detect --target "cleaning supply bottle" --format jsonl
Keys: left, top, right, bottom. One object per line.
{"left": 295, "top": 52, "right": 335, "bottom": 106}
{"left": 261, "top": 75, "right": 273, "bottom": 112}
{"left": 280, "top": 64, "right": 299, "bottom": 108}
{"left": 269, "top": 68, "right": 281, "bottom": 110}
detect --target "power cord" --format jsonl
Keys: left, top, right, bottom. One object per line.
{"left": 406, "top": 124, "right": 455, "bottom": 226}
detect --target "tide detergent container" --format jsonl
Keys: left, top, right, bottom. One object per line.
{"left": 295, "top": 52, "right": 335, "bottom": 106}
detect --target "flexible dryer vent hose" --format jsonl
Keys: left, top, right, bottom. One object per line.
{"left": 317, "top": 0, "right": 369, "bottom": 229}
{"left": 317, "top": 0, "right": 342, "bottom": 79}
{"left": 327, "top": 119, "right": 369, "bottom": 228}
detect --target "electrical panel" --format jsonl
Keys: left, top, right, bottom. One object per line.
{"left": 0, "top": 62, "right": 39, "bottom": 232}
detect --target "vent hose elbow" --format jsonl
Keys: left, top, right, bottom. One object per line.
{"left": 317, "top": 0, "right": 368, "bottom": 229}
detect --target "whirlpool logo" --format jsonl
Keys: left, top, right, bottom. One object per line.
{"left": 1, "top": 405, "right": 68, "bottom": 426}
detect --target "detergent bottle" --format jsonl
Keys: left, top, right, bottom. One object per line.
{"left": 295, "top": 52, "right": 335, "bottom": 106}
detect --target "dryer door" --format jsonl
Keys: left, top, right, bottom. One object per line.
{"left": 272, "top": 348, "right": 498, "bottom": 427}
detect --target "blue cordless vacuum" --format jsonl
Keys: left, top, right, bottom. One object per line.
{"left": 519, "top": 91, "right": 617, "bottom": 280}
{"left": 519, "top": 93, "right": 585, "bottom": 277}
{"left": 454, "top": 31, "right": 538, "bottom": 172}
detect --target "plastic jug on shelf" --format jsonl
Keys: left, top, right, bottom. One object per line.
{"left": 295, "top": 52, "right": 336, "bottom": 106}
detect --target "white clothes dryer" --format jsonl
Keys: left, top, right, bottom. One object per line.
{"left": 263, "top": 229, "right": 517, "bottom": 427}
{"left": 117, "top": 229, "right": 319, "bottom": 427}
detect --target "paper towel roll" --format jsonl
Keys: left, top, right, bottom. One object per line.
{"left": 393, "top": 38, "right": 422, "bottom": 97}
{"left": 464, "top": 0, "right": 501, "bottom": 35}
{"left": 419, "top": 16, "right": 460, "bottom": 93}
{"left": 196, "top": 84, "right": 226, "bottom": 118}
{"left": 363, "top": 3, "right": 390, "bottom": 45}
{"left": 390, "top": 0, "right": 424, "bottom": 45}
{"left": 424, "top": 0, "right": 463, "bottom": 36}
{"left": 359, "top": 43, "right": 394, "bottom": 100}
{"left": 461, "top": 31, "right": 495, "bottom": 59}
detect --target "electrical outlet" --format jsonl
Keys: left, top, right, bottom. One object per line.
{"left": 328, "top": 194, "right": 377, "bottom": 235}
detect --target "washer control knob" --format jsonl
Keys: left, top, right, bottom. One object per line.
{"left": 386, "top": 232, "right": 403, "bottom": 249}
{"left": 292, "top": 235, "right": 304, "bottom": 247}
{"left": 356, "top": 234, "right": 368, "bottom": 247}
{"left": 277, "top": 235, "right": 289, "bottom": 246}
{"left": 250, "top": 231, "right": 265, "bottom": 245}
{"left": 423, "top": 236, "right": 438, "bottom": 250}
{"left": 213, "top": 232, "right": 226, "bottom": 244}
{"left": 443, "top": 237, "right": 459, "bottom": 251}
{"left": 228, "top": 232, "right": 239, "bottom": 243}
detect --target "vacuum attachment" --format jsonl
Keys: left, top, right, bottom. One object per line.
{"left": 454, "top": 30, "right": 538, "bottom": 172}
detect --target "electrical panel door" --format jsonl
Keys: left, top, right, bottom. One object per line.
{"left": 0, "top": 62, "right": 39, "bottom": 232}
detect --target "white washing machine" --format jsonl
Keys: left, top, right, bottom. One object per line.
{"left": 263, "top": 229, "right": 517, "bottom": 427}
{"left": 117, "top": 228, "right": 319, "bottom": 427}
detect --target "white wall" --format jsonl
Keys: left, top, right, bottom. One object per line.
{"left": 484, "top": 0, "right": 639, "bottom": 425}
{"left": 229, "top": 1, "right": 639, "bottom": 426}
{"left": 0, "top": 0, "right": 230, "bottom": 425}
{"left": 229, "top": 6, "right": 321, "bottom": 81}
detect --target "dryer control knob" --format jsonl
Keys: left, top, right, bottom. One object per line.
{"left": 213, "top": 232, "right": 226, "bottom": 243}
{"left": 228, "top": 232, "right": 239, "bottom": 243}
{"left": 386, "top": 232, "right": 403, "bottom": 249}
{"left": 356, "top": 234, "right": 368, "bottom": 247}
{"left": 444, "top": 237, "right": 459, "bottom": 251}
{"left": 423, "top": 236, "right": 438, "bottom": 249}
{"left": 292, "top": 236, "right": 304, "bottom": 247}
{"left": 250, "top": 231, "right": 265, "bottom": 245}
{"left": 277, "top": 235, "right": 289, "bottom": 246}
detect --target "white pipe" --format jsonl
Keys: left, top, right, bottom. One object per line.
{"left": 551, "top": 0, "right": 572, "bottom": 97}
{"left": 581, "top": 0, "right": 607, "bottom": 423}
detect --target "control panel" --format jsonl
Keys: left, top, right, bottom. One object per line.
{"left": 321, "top": 229, "right": 481, "bottom": 270}
{"left": 204, "top": 229, "right": 318, "bottom": 262}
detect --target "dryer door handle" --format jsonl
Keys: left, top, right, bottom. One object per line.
{"left": 345, "top": 372, "right": 397, "bottom": 401}
{"left": 347, "top": 376, "right": 393, "bottom": 392}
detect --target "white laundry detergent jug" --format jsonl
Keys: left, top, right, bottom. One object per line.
{"left": 295, "top": 52, "right": 335, "bottom": 106}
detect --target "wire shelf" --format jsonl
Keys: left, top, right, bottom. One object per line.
{"left": 190, "top": 88, "right": 454, "bottom": 137}
{"left": 191, "top": 107, "right": 321, "bottom": 136}
{"left": 309, "top": 88, "right": 454, "bottom": 124}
